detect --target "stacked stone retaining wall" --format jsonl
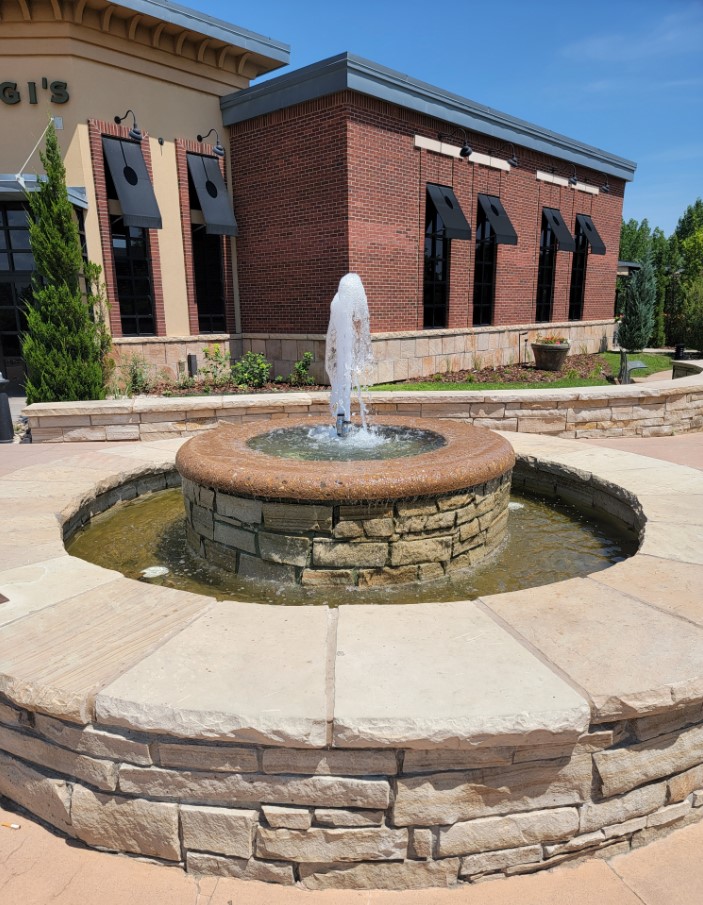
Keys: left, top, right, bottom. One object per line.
{"left": 2, "top": 696, "right": 703, "bottom": 889}
{"left": 23, "top": 370, "right": 703, "bottom": 443}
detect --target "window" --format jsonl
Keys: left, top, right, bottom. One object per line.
{"left": 423, "top": 185, "right": 471, "bottom": 329}
{"left": 0, "top": 204, "right": 34, "bottom": 378}
{"left": 423, "top": 193, "right": 451, "bottom": 328}
{"left": 186, "top": 159, "right": 230, "bottom": 333}
{"left": 472, "top": 195, "right": 517, "bottom": 326}
{"left": 110, "top": 216, "right": 154, "bottom": 336}
{"left": 473, "top": 202, "right": 496, "bottom": 326}
{"left": 192, "top": 225, "right": 226, "bottom": 333}
{"left": 535, "top": 212, "right": 557, "bottom": 322}
{"left": 103, "top": 141, "right": 157, "bottom": 336}
{"left": 569, "top": 220, "right": 588, "bottom": 321}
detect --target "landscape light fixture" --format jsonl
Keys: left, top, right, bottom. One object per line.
{"left": 568, "top": 166, "right": 579, "bottom": 186}
{"left": 197, "top": 129, "right": 225, "bottom": 158}
{"left": 114, "top": 110, "right": 143, "bottom": 142}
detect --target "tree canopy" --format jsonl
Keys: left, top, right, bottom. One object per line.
{"left": 618, "top": 198, "right": 703, "bottom": 350}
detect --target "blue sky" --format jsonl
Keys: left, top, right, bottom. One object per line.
{"left": 198, "top": 0, "right": 703, "bottom": 237}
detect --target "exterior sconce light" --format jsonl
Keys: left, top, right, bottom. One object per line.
{"left": 568, "top": 166, "right": 579, "bottom": 186}
{"left": 439, "top": 128, "right": 472, "bottom": 159}
{"left": 114, "top": 110, "right": 143, "bottom": 142}
{"left": 197, "top": 129, "right": 225, "bottom": 158}
{"left": 506, "top": 143, "right": 519, "bottom": 168}
{"left": 601, "top": 178, "right": 611, "bottom": 194}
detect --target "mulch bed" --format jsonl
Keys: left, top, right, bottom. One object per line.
{"left": 148, "top": 354, "right": 613, "bottom": 396}
{"left": 400, "top": 353, "right": 614, "bottom": 386}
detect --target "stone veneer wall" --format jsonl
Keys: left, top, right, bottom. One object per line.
{"left": 2, "top": 694, "right": 703, "bottom": 889}
{"left": 112, "top": 320, "right": 615, "bottom": 385}
{"left": 182, "top": 475, "right": 512, "bottom": 587}
{"left": 24, "top": 368, "right": 703, "bottom": 443}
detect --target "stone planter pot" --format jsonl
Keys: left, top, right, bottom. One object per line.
{"left": 531, "top": 342, "right": 570, "bottom": 372}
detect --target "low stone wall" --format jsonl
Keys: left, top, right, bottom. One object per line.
{"left": 24, "top": 370, "right": 703, "bottom": 442}
{"left": 113, "top": 321, "right": 616, "bottom": 386}
{"left": 673, "top": 359, "right": 703, "bottom": 379}
{"left": 2, "top": 694, "right": 703, "bottom": 889}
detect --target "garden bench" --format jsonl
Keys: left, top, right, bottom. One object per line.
{"left": 618, "top": 349, "right": 647, "bottom": 384}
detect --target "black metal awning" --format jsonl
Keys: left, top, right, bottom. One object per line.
{"left": 101, "top": 137, "right": 162, "bottom": 229}
{"left": 543, "top": 207, "right": 575, "bottom": 252}
{"left": 187, "top": 154, "right": 238, "bottom": 236}
{"left": 426, "top": 184, "right": 471, "bottom": 240}
{"left": 477, "top": 194, "right": 518, "bottom": 245}
{"left": 576, "top": 213, "right": 606, "bottom": 255}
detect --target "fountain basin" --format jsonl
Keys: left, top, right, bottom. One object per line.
{"left": 176, "top": 417, "right": 515, "bottom": 587}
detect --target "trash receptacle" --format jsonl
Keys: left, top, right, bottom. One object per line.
{"left": 675, "top": 343, "right": 686, "bottom": 360}
{"left": 0, "top": 373, "right": 14, "bottom": 443}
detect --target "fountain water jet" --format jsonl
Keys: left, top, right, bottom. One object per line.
{"left": 325, "top": 272, "right": 374, "bottom": 433}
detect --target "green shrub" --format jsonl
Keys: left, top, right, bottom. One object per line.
{"left": 199, "top": 343, "right": 231, "bottom": 387}
{"left": 231, "top": 351, "right": 271, "bottom": 388}
{"left": 288, "top": 351, "right": 315, "bottom": 386}
{"left": 119, "top": 353, "right": 153, "bottom": 396}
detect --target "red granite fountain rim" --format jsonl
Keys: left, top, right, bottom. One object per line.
{"left": 175, "top": 416, "right": 515, "bottom": 502}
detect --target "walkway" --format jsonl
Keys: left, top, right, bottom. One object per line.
{"left": 0, "top": 430, "right": 702, "bottom": 903}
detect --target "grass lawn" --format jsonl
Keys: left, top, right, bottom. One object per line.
{"left": 370, "top": 351, "right": 674, "bottom": 392}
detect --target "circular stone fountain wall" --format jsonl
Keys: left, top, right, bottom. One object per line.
{"left": 175, "top": 417, "right": 515, "bottom": 587}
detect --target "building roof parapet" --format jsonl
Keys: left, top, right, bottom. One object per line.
{"left": 222, "top": 52, "right": 636, "bottom": 181}
{"left": 105, "top": 0, "right": 289, "bottom": 64}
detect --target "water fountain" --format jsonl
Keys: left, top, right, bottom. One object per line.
{"left": 30, "top": 277, "right": 671, "bottom": 892}
{"left": 176, "top": 274, "right": 516, "bottom": 587}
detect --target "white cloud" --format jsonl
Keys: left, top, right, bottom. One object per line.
{"left": 559, "top": 5, "right": 703, "bottom": 64}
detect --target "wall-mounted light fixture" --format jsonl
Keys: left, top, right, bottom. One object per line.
{"left": 568, "top": 165, "right": 579, "bottom": 186}
{"left": 600, "top": 178, "right": 611, "bottom": 194}
{"left": 490, "top": 142, "right": 519, "bottom": 168}
{"left": 197, "top": 128, "right": 225, "bottom": 158}
{"left": 439, "top": 128, "right": 472, "bottom": 159}
{"left": 114, "top": 110, "right": 143, "bottom": 142}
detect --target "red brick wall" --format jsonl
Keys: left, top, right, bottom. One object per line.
{"left": 229, "top": 92, "right": 625, "bottom": 335}
{"left": 229, "top": 98, "right": 351, "bottom": 334}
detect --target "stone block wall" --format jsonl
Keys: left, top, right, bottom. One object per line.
{"left": 24, "top": 371, "right": 703, "bottom": 443}
{"left": 182, "top": 474, "right": 512, "bottom": 587}
{"left": 112, "top": 319, "right": 615, "bottom": 387}
{"left": 2, "top": 695, "right": 703, "bottom": 889}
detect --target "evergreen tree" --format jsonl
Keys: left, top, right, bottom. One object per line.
{"left": 618, "top": 250, "right": 656, "bottom": 352}
{"left": 22, "top": 120, "right": 107, "bottom": 404}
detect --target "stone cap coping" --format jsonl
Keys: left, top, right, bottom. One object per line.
{"left": 22, "top": 370, "right": 703, "bottom": 421}
{"left": 175, "top": 416, "right": 515, "bottom": 502}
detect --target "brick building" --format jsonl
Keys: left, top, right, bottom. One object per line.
{"left": 1, "top": 2, "right": 635, "bottom": 388}
{"left": 223, "top": 54, "right": 636, "bottom": 383}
